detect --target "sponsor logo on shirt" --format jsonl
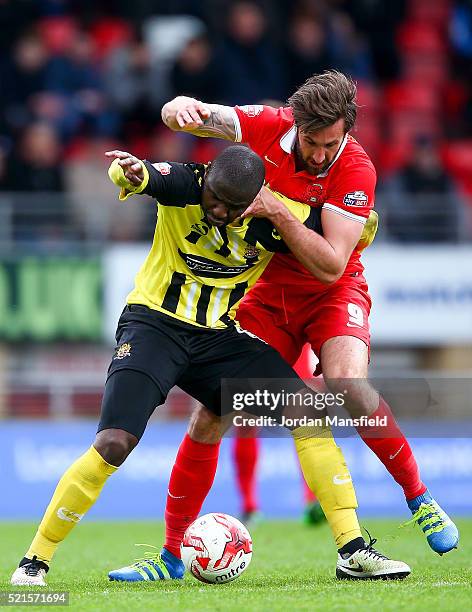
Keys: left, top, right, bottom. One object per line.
{"left": 154, "top": 162, "right": 172, "bottom": 175}
{"left": 343, "top": 191, "right": 368, "bottom": 207}
{"left": 239, "top": 105, "right": 263, "bottom": 117}
{"left": 178, "top": 249, "right": 255, "bottom": 277}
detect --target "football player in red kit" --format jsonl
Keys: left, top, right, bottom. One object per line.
{"left": 160, "top": 70, "right": 458, "bottom": 556}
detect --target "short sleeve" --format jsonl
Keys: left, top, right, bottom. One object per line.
{"left": 322, "top": 163, "right": 376, "bottom": 225}
{"left": 142, "top": 161, "right": 203, "bottom": 206}
{"left": 234, "top": 105, "right": 285, "bottom": 149}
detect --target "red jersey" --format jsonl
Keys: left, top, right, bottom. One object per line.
{"left": 233, "top": 104, "right": 376, "bottom": 286}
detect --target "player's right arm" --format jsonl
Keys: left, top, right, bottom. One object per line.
{"left": 161, "top": 96, "right": 239, "bottom": 141}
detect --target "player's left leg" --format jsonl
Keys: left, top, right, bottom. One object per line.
{"left": 13, "top": 306, "right": 193, "bottom": 586}
{"left": 320, "top": 335, "right": 459, "bottom": 555}
{"left": 12, "top": 369, "right": 165, "bottom": 586}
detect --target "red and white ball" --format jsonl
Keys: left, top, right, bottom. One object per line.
{"left": 181, "top": 513, "right": 253, "bottom": 584}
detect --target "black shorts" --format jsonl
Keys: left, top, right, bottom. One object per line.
{"left": 98, "top": 305, "right": 302, "bottom": 438}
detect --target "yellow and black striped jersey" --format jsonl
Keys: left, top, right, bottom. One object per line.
{"left": 109, "top": 159, "right": 322, "bottom": 329}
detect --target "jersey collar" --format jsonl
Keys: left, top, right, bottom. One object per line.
{"left": 279, "top": 124, "right": 349, "bottom": 177}
{"left": 279, "top": 124, "right": 298, "bottom": 153}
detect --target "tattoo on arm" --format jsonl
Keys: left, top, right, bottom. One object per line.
{"left": 191, "top": 105, "right": 237, "bottom": 141}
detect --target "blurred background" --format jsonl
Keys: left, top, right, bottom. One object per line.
{"left": 0, "top": 0, "right": 471, "bottom": 520}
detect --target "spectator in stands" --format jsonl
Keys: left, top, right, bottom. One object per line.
{"left": 328, "top": 11, "right": 373, "bottom": 79}
{"left": 6, "top": 122, "right": 64, "bottom": 192}
{"left": 284, "top": 14, "right": 333, "bottom": 92}
{"left": 43, "top": 30, "right": 118, "bottom": 139}
{"left": 217, "top": 1, "right": 286, "bottom": 104}
{"left": 5, "top": 121, "right": 68, "bottom": 244}
{"left": 450, "top": 1, "right": 472, "bottom": 134}
{"left": 338, "top": 0, "right": 405, "bottom": 81}
{"left": 382, "top": 136, "right": 465, "bottom": 243}
{"left": 0, "top": 32, "right": 49, "bottom": 134}
{"left": 104, "top": 35, "right": 164, "bottom": 137}
{"left": 450, "top": 0, "right": 472, "bottom": 73}
{"left": 0, "top": 0, "right": 38, "bottom": 55}
{"left": 170, "top": 35, "right": 223, "bottom": 102}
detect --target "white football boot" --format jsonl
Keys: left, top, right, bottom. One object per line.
{"left": 11, "top": 556, "right": 48, "bottom": 587}
{"left": 336, "top": 536, "right": 411, "bottom": 580}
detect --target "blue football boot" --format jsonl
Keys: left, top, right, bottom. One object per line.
{"left": 405, "top": 490, "right": 459, "bottom": 555}
{"left": 109, "top": 546, "right": 185, "bottom": 582}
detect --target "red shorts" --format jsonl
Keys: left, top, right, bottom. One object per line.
{"left": 235, "top": 276, "right": 372, "bottom": 371}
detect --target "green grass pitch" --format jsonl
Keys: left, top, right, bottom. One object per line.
{"left": 1, "top": 520, "right": 471, "bottom": 611}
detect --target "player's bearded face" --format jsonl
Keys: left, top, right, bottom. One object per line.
{"left": 296, "top": 119, "right": 346, "bottom": 175}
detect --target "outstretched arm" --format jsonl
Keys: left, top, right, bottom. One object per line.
{"left": 105, "top": 150, "right": 201, "bottom": 205}
{"left": 161, "top": 96, "right": 238, "bottom": 141}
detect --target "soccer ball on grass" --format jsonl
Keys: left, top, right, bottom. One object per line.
{"left": 181, "top": 513, "right": 253, "bottom": 584}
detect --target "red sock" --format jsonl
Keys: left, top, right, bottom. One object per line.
{"left": 164, "top": 434, "right": 220, "bottom": 558}
{"left": 233, "top": 435, "right": 259, "bottom": 514}
{"left": 357, "top": 397, "right": 427, "bottom": 500}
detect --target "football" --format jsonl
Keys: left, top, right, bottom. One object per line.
{"left": 181, "top": 513, "right": 253, "bottom": 584}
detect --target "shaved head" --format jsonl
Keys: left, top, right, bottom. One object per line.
{"left": 202, "top": 145, "right": 265, "bottom": 226}
{"left": 207, "top": 145, "right": 265, "bottom": 205}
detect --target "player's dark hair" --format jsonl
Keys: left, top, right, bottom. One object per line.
{"left": 208, "top": 145, "right": 265, "bottom": 202}
{"left": 288, "top": 70, "right": 357, "bottom": 134}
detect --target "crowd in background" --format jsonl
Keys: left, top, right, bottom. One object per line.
{"left": 0, "top": 0, "right": 471, "bottom": 243}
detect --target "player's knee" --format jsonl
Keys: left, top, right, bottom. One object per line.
{"left": 188, "top": 405, "right": 224, "bottom": 444}
{"left": 94, "top": 429, "right": 137, "bottom": 466}
{"left": 324, "top": 361, "right": 364, "bottom": 382}
{"left": 325, "top": 375, "right": 367, "bottom": 397}
{"left": 324, "top": 377, "right": 377, "bottom": 416}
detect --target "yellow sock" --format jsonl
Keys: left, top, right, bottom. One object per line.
{"left": 26, "top": 446, "right": 117, "bottom": 564}
{"left": 292, "top": 425, "right": 362, "bottom": 548}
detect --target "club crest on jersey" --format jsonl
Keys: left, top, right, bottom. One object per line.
{"left": 343, "top": 191, "right": 368, "bottom": 207}
{"left": 153, "top": 162, "right": 171, "bottom": 175}
{"left": 239, "top": 105, "right": 263, "bottom": 117}
{"left": 114, "top": 342, "right": 131, "bottom": 360}
{"left": 244, "top": 245, "right": 260, "bottom": 259}
{"left": 306, "top": 183, "right": 323, "bottom": 203}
